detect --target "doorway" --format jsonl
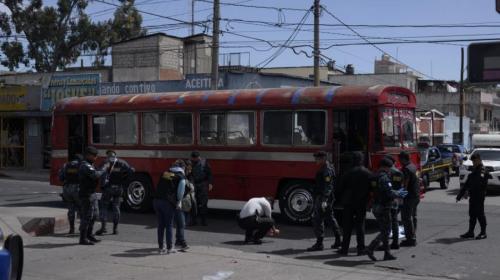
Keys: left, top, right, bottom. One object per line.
{"left": 68, "top": 115, "right": 88, "bottom": 161}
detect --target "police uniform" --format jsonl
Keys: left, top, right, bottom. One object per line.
{"left": 388, "top": 166, "right": 404, "bottom": 248}
{"left": 191, "top": 157, "right": 212, "bottom": 226}
{"left": 308, "top": 153, "right": 341, "bottom": 251}
{"left": 366, "top": 165, "right": 402, "bottom": 261}
{"left": 59, "top": 157, "right": 82, "bottom": 234}
{"left": 78, "top": 148, "right": 105, "bottom": 245}
{"left": 97, "top": 157, "right": 134, "bottom": 235}
{"left": 400, "top": 162, "right": 420, "bottom": 246}
{"left": 457, "top": 164, "right": 491, "bottom": 239}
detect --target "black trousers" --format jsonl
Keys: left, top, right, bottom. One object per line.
{"left": 469, "top": 198, "right": 487, "bottom": 233}
{"left": 368, "top": 207, "right": 391, "bottom": 252}
{"left": 402, "top": 198, "right": 419, "bottom": 241}
{"left": 79, "top": 194, "right": 99, "bottom": 238}
{"left": 341, "top": 206, "right": 366, "bottom": 251}
{"left": 390, "top": 208, "right": 399, "bottom": 244}
{"left": 312, "top": 196, "right": 341, "bottom": 242}
{"left": 195, "top": 183, "right": 209, "bottom": 221}
{"left": 238, "top": 216, "right": 274, "bottom": 241}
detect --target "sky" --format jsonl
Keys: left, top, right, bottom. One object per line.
{"left": 3, "top": 0, "right": 500, "bottom": 80}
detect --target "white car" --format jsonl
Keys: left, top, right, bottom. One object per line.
{"left": 459, "top": 148, "right": 500, "bottom": 188}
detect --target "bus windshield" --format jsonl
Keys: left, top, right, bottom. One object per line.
{"left": 381, "top": 108, "right": 416, "bottom": 148}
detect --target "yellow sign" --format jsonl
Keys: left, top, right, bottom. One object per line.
{"left": 0, "top": 86, "right": 27, "bottom": 111}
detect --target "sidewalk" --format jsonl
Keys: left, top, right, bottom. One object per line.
{"left": 0, "top": 169, "right": 49, "bottom": 182}
{"left": 0, "top": 205, "right": 450, "bottom": 280}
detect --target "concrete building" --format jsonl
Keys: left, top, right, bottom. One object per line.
{"left": 375, "top": 54, "right": 408, "bottom": 74}
{"left": 328, "top": 72, "right": 419, "bottom": 92}
{"left": 417, "top": 110, "right": 445, "bottom": 145}
{"left": 112, "top": 33, "right": 212, "bottom": 82}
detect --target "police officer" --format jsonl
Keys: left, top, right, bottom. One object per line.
{"left": 96, "top": 150, "right": 135, "bottom": 236}
{"left": 399, "top": 151, "right": 420, "bottom": 247}
{"left": 457, "top": 154, "right": 491, "bottom": 240}
{"left": 336, "top": 152, "right": 372, "bottom": 256}
{"left": 384, "top": 155, "right": 404, "bottom": 250}
{"left": 190, "top": 151, "right": 213, "bottom": 226}
{"left": 366, "top": 158, "right": 407, "bottom": 261}
{"left": 307, "top": 151, "right": 341, "bottom": 252}
{"left": 78, "top": 146, "right": 107, "bottom": 245}
{"left": 59, "top": 154, "right": 83, "bottom": 234}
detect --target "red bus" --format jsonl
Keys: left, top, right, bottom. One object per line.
{"left": 50, "top": 85, "right": 419, "bottom": 223}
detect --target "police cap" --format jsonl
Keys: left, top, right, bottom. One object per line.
{"left": 383, "top": 154, "right": 396, "bottom": 164}
{"left": 106, "top": 150, "right": 116, "bottom": 157}
{"left": 85, "top": 146, "right": 99, "bottom": 156}
{"left": 470, "top": 153, "right": 481, "bottom": 161}
{"left": 191, "top": 151, "right": 200, "bottom": 158}
{"left": 399, "top": 151, "right": 410, "bottom": 161}
{"left": 313, "top": 151, "right": 327, "bottom": 159}
{"left": 379, "top": 157, "right": 394, "bottom": 168}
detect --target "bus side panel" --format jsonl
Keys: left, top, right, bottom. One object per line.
{"left": 50, "top": 115, "right": 67, "bottom": 186}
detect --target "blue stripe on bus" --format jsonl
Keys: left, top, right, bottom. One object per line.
{"left": 177, "top": 95, "right": 184, "bottom": 105}
{"left": 256, "top": 89, "right": 269, "bottom": 104}
{"left": 153, "top": 94, "right": 162, "bottom": 101}
{"left": 291, "top": 88, "right": 306, "bottom": 105}
{"left": 325, "top": 86, "right": 340, "bottom": 103}
{"left": 107, "top": 95, "right": 120, "bottom": 104}
{"left": 202, "top": 91, "right": 215, "bottom": 102}
{"left": 228, "top": 90, "right": 241, "bottom": 105}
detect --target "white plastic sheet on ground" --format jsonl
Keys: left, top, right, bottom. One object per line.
{"left": 202, "top": 271, "right": 234, "bottom": 280}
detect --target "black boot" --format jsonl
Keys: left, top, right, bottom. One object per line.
{"left": 307, "top": 239, "right": 324, "bottom": 252}
{"left": 383, "top": 251, "right": 397, "bottom": 261}
{"left": 68, "top": 221, "right": 75, "bottom": 235}
{"left": 79, "top": 232, "right": 94, "bottom": 245}
{"left": 366, "top": 247, "right": 376, "bottom": 261}
{"left": 95, "top": 226, "right": 107, "bottom": 236}
{"left": 476, "top": 232, "right": 487, "bottom": 240}
{"left": 460, "top": 232, "right": 474, "bottom": 239}
{"left": 113, "top": 223, "right": 118, "bottom": 235}
{"left": 87, "top": 235, "right": 101, "bottom": 243}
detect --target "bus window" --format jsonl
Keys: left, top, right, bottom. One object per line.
{"left": 227, "top": 112, "right": 255, "bottom": 145}
{"left": 400, "top": 109, "right": 416, "bottom": 147}
{"left": 143, "top": 112, "right": 192, "bottom": 145}
{"left": 333, "top": 109, "right": 368, "bottom": 152}
{"left": 200, "top": 113, "right": 226, "bottom": 145}
{"left": 382, "top": 108, "right": 401, "bottom": 147}
{"left": 333, "top": 111, "right": 347, "bottom": 152}
{"left": 116, "top": 113, "right": 138, "bottom": 144}
{"left": 263, "top": 111, "right": 293, "bottom": 145}
{"left": 92, "top": 115, "right": 115, "bottom": 144}
{"left": 294, "top": 111, "right": 326, "bottom": 145}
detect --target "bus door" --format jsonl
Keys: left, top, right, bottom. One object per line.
{"left": 68, "top": 115, "right": 88, "bottom": 161}
{"left": 333, "top": 109, "right": 369, "bottom": 174}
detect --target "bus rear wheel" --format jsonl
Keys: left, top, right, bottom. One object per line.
{"left": 279, "top": 181, "right": 314, "bottom": 224}
{"left": 124, "top": 174, "right": 152, "bottom": 212}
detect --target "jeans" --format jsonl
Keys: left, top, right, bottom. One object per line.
{"left": 174, "top": 208, "right": 186, "bottom": 243}
{"left": 153, "top": 199, "right": 175, "bottom": 249}
{"left": 402, "top": 198, "right": 419, "bottom": 241}
{"left": 100, "top": 186, "right": 122, "bottom": 227}
{"left": 79, "top": 193, "right": 99, "bottom": 238}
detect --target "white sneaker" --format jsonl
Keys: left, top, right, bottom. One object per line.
{"left": 167, "top": 248, "right": 177, "bottom": 254}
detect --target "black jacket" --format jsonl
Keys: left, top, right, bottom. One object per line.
{"left": 402, "top": 163, "right": 420, "bottom": 199}
{"left": 457, "top": 165, "right": 491, "bottom": 202}
{"left": 78, "top": 160, "right": 105, "bottom": 197}
{"left": 337, "top": 165, "right": 373, "bottom": 209}
{"left": 313, "top": 162, "right": 335, "bottom": 198}
{"left": 103, "top": 158, "right": 135, "bottom": 187}
{"left": 373, "top": 170, "right": 399, "bottom": 209}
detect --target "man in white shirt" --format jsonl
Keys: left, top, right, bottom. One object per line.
{"left": 238, "top": 197, "right": 279, "bottom": 244}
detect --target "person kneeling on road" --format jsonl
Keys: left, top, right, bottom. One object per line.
{"left": 238, "top": 197, "right": 279, "bottom": 244}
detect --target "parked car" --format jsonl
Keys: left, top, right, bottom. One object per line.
{"left": 0, "top": 228, "right": 24, "bottom": 280}
{"left": 418, "top": 143, "right": 453, "bottom": 190}
{"left": 437, "top": 144, "right": 467, "bottom": 176}
{"left": 460, "top": 148, "right": 500, "bottom": 191}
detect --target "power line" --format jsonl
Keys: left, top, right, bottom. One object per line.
{"left": 196, "top": 0, "right": 309, "bottom": 12}
{"left": 320, "top": 6, "right": 435, "bottom": 79}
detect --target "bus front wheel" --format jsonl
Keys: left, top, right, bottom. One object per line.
{"left": 124, "top": 174, "right": 152, "bottom": 212}
{"left": 279, "top": 181, "right": 314, "bottom": 224}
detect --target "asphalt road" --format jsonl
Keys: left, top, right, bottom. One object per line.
{"left": 2, "top": 177, "right": 500, "bottom": 280}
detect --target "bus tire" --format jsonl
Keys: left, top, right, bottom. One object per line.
{"left": 440, "top": 172, "right": 449, "bottom": 189}
{"left": 124, "top": 174, "right": 152, "bottom": 212}
{"left": 279, "top": 181, "right": 314, "bottom": 225}
{"left": 4, "top": 234, "right": 23, "bottom": 280}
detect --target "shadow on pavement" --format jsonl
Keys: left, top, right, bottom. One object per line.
{"left": 25, "top": 243, "right": 78, "bottom": 249}
{"left": 324, "top": 259, "right": 374, "bottom": 267}
{"left": 430, "top": 237, "right": 473, "bottom": 245}
{"left": 111, "top": 248, "right": 161, "bottom": 258}
{"left": 296, "top": 253, "right": 343, "bottom": 260}
{"left": 257, "top": 248, "right": 306, "bottom": 255}
{"left": 2, "top": 200, "right": 65, "bottom": 209}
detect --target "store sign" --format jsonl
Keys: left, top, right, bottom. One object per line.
{"left": 42, "top": 73, "right": 101, "bottom": 110}
{"left": 0, "top": 86, "right": 28, "bottom": 111}
{"left": 100, "top": 74, "right": 225, "bottom": 95}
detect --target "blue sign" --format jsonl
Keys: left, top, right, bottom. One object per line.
{"left": 42, "top": 73, "right": 101, "bottom": 111}
{"left": 100, "top": 74, "right": 225, "bottom": 95}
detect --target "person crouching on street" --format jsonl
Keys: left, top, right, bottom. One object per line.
{"left": 238, "top": 197, "right": 279, "bottom": 244}
{"left": 153, "top": 160, "right": 189, "bottom": 254}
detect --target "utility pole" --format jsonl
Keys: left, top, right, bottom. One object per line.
{"left": 211, "top": 0, "right": 220, "bottom": 90}
{"left": 459, "top": 47, "right": 465, "bottom": 145}
{"left": 191, "top": 0, "right": 195, "bottom": 35}
{"left": 313, "top": 0, "right": 320, "bottom": 87}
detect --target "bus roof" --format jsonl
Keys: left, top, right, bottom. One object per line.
{"left": 54, "top": 85, "right": 416, "bottom": 113}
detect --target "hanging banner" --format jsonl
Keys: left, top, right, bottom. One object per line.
{"left": 0, "top": 86, "right": 28, "bottom": 111}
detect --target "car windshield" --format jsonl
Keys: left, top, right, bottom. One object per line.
{"left": 438, "top": 145, "right": 461, "bottom": 153}
{"left": 471, "top": 150, "right": 500, "bottom": 161}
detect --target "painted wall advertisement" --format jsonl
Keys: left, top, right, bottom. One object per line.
{"left": 0, "top": 86, "right": 28, "bottom": 111}
{"left": 41, "top": 73, "right": 101, "bottom": 111}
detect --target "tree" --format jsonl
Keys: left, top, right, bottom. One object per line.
{"left": 0, "top": 0, "right": 146, "bottom": 71}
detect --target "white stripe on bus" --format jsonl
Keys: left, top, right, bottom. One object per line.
{"left": 52, "top": 149, "right": 317, "bottom": 162}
